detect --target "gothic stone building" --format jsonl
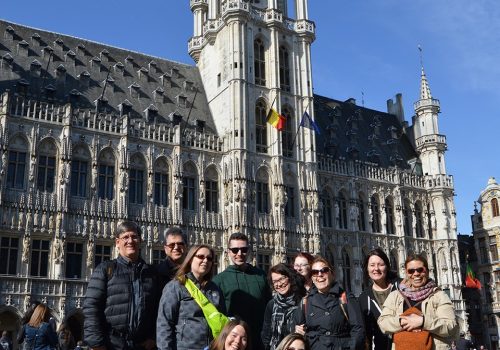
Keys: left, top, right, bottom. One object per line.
{"left": 0, "top": 0, "right": 465, "bottom": 342}
{"left": 470, "top": 177, "right": 500, "bottom": 350}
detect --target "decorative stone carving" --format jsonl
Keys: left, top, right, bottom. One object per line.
{"left": 22, "top": 235, "right": 30, "bottom": 263}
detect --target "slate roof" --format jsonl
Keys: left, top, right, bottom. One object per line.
{"left": 0, "top": 20, "right": 215, "bottom": 133}
{"left": 313, "top": 94, "right": 418, "bottom": 169}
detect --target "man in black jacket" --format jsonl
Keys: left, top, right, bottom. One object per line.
{"left": 154, "top": 226, "right": 187, "bottom": 292}
{"left": 83, "top": 220, "right": 158, "bottom": 350}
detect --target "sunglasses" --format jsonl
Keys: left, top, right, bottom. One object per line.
{"left": 166, "top": 242, "right": 185, "bottom": 249}
{"left": 311, "top": 267, "right": 331, "bottom": 276}
{"left": 407, "top": 267, "right": 426, "bottom": 275}
{"left": 194, "top": 254, "right": 213, "bottom": 262}
{"left": 228, "top": 247, "right": 249, "bottom": 254}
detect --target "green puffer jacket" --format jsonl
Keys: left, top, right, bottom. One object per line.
{"left": 212, "top": 264, "right": 272, "bottom": 350}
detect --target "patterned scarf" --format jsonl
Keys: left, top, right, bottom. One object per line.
{"left": 270, "top": 293, "right": 298, "bottom": 350}
{"left": 399, "top": 279, "right": 437, "bottom": 302}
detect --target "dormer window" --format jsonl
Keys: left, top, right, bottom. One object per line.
{"left": 183, "top": 80, "right": 194, "bottom": 91}
{"left": 138, "top": 67, "right": 149, "bottom": 80}
{"left": 55, "top": 64, "right": 67, "bottom": 81}
{"left": 171, "top": 66, "right": 179, "bottom": 78}
{"left": 177, "top": 95, "right": 187, "bottom": 108}
{"left": 129, "top": 82, "right": 141, "bottom": 99}
{"left": 54, "top": 38, "right": 64, "bottom": 51}
{"left": 76, "top": 43, "right": 87, "bottom": 56}
{"left": 144, "top": 104, "right": 158, "bottom": 120}
{"left": 100, "top": 49, "right": 110, "bottom": 62}
{"left": 160, "top": 73, "right": 172, "bottom": 88}
{"left": 65, "top": 50, "right": 76, "bottom": 65}
{"left": 78, "top": 71, "right": 91, "bottom": 87}
{"left": 17, "top": 40, "right": 29, "bottom": 57}
{"left": 148, "top": 60, "right": 158, "bottom": 73}
{"left": 153, "top": 87, "right": 165, "bottom": 102}
{"left": 1, "top": 53, "right": 14, "bottom": 69}
{"left": 118, "top": 99, "right": 133, "bottom": 115}
{"left": 42, "top": 46, "right": 53, "bottom": 60}
{"left": 31, "top": 33, "right": 42, "bottom": 46}
{"left": 90, "top": 56, "right": 101, "bottom": 69}
{"left": 69, "top": 89, "right": 82, "bottom": 104}
{"left": 125, "top": 55, "right": 135, "bottom": 67}
{"left": 114, "top": 62, "right": 125, "bottom": 76}
{"left": 4, "top": 26, "right": 15, "bottom": 41}
{"left": 196, "top": 119, "right": 205, "bottom": 133}
{"left": 44, "top": 84, "right": 56, "bottom": 99}
{"left": 17, "top": 79, "right": 30, "bottom": 95}
{"left": 30, "top": 59, "right": 42, "bottom": 77}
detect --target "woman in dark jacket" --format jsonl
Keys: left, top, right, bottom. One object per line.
{"left": 358, "top": 249, "right": 398, "bottom": 350}
{"left": 261, "top": 263, "right": 306, "bottom": 350}
{"left": 295, "top": 257, "right": 365, "bottom": 350}
{"left": 19, "top": 304, "right": 57, "bottom": 350}
{"left": 157, "top": 244, "right": 226, "bottom": 350}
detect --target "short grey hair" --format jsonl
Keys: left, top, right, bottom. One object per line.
{"left": 115, "top": 220, "right": 142, "bottom": 238}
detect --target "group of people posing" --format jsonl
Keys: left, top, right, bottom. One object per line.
{"left": 75, "top": 220, "right": 459, "bottom": 350}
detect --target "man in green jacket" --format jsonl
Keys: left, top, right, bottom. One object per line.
{"left": 212, "top": 232, "right": 271, "bottom": 350}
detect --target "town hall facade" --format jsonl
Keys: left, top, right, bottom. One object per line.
{"left": 0, "top": 0, "right": 465, "bottom": 341}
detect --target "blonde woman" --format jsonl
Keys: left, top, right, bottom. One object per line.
{"left": 19, "top": 304, "right": 57, "bottom": 350}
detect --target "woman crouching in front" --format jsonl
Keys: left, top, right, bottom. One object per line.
{"left": 378, "top": 254, "right": 458, "bottom": 350}
{"left": 295, "top": 256, "right": 365, "bottom": 350}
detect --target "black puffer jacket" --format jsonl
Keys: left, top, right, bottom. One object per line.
{"left": 83, "top": 255, "right": 158, "bottom": 350}
{"left": 295, "top": 282, "right": 365, "bottom": 350}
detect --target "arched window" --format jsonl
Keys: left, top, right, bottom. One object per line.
{"left": 358, "top": 195, "right": 366, "bottom": 231}
{"left": 370, "top": 195, "right": 381, "bottom": 233}
{"left": 98, "top": 148, "right": 115, "bottom": 200}
{"left": 281, "top": 107, "right": 294, "bottom": 158}
{"left": 7, "top": 135, "right": 29, "bottom": 190}
{"left": 415, "top": 201, "right": 424, "bottom": 238}
{"left": 279, "top": 46, "right": 290, "bottom": 92}
{"left": 385, "top": 197, "right": 396, "bottom": 235}
{"left": 342, "top": 248, "right": 351, "bottom": 291}
{"left": 492, "top": 198, "right": 499, "bottom": 217}
{"left": 322, "top": 190, "right": 333, "bottom": 228}
{"left": 255, "top": 100, "right": 268, "bottom": 153}
{"left": 183, "top": 163, "right": 197, "bottom": 211}
{"left": 403, "top": 201, "right": 412, "bottom": 237}
{"left": 129, "top": 153, "right": 146, "bottom": 205}
{"left": 205, "top": 166, "right": 219, "bottom": 213}
{"left": 254, "top": 39, "right": 266, "bottom": 86}
{"left": 37, "top": 139, "right": 57, "bottom": 193}
{"left": 256, "top": 168, "right": 270, "bottom": 214}
{"left": 71, "top": 145, "right": 91, "bottom": 198}
{"left": 154, "top": 157, "right": 169, "bottom": 207}
{"left": 338, "top": 192, "right": 348, "bottom": 229}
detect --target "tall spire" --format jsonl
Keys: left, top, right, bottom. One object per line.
{"left": 418, "top": 45, "right": 432, "bottom": 100}
{"left": 420, "top": 67, "right": 432, "bottom": 100}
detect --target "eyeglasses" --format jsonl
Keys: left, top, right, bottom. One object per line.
{"left": 228, "top": 247, "right": 249, "bottom": 254}
{"left": 194, "top": 254, "right": 213, "bottom": 262}
{"left": 287, "top": 347, "right": 305, "bottom": 350}
{"left": 166, "top": 242, "right": 185, "bottom": 249}
{"left": 311, "top": 267, "right": 331, "bottom": 276}
{"left": 118, "top": 234, "right": 140, "bottom": 242}
{"left": 294, "top": 263, "right": 309, "bottom": 269}
{"left": 407, "top": 267, "right": 426, "bottom": 275}
{"left": 271, "top": 276, "right": 289, "bottom": 287}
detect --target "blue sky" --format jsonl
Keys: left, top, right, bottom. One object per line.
{"left": 2, "top": 0, "right": 499, "bottom": 235}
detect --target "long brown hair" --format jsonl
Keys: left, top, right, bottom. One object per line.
{"left": 28, "top": 304, "right": 51, "bottom": 327}
{"left": 275, "top": 333, "right": 310, "bottom": 350}
{"left": 209, "top": 318, "right": 250, "bottom": 350}
{"left": 175, "top": 244, "right": 216, "bottom": 286}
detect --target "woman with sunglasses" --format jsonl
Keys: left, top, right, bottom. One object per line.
{"left": 275, "top": 333, "right": 310, "bottom": 350}
{"left": 157, "top": 244, "right": 226, "bottom": 350}
{"left": 295, "top": 257, "right": 365, "bottom": 350}
{"left": 293, "top": 252, "right": 314, "bottom": 291}
{"left": 378, "top": 254, "right": 458, "bottom": 350}
{"left": 358, "top": 248, "right": 399, "bottom": 350}
{"left": 262, "top": 263, "right": 307, "bottom": 350}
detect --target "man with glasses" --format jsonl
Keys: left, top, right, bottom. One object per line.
{"left": 212, "top": 232, "right": 271, "bottom": 350}
{"left": 155, "top": 226, "right": 187, "bottom": 291}
{"left": 83, "top": 220, "right": 158, "bottom": 350}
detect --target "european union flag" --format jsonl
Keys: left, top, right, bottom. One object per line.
{"left": 300, "top": 111, "right": 320, "bottom": 134}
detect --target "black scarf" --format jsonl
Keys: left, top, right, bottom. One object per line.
{"left": 270, "top": 293, "right": 298, "bottom": 350}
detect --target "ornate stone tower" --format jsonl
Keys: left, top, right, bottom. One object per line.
{"left": 413, "top": 66, "right": 464, "bottom": 322}
{"left": 188, "top": 0, "right": 320, "bottom": 261}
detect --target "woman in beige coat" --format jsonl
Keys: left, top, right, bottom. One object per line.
{"left": 378, "top": 254, "right": 458, "bottom": 350}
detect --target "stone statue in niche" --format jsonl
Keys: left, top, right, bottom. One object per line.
{"left": 22, "top": 235, "right": 30, "bottom": 263}
{"left": 199, "top": 180, "right": 206, "bottom": 204}
{"left": 153, "top": 225, "right": 159, "bottom": 242}
{"left": 53, "top": 238, "right": 64, "bottom": 264}
{"left": 86, "top": 239, "right": 94, "bottom": 268}
{"left": 174, "top": 177, "right": 183, "bottom": 199}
